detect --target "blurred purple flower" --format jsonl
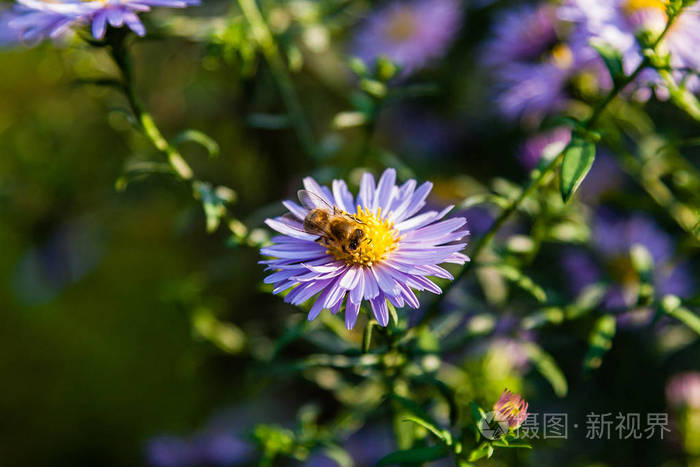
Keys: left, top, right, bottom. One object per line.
{"left": 560, "top": 0, "right": 700, "bottom": 95}
{"left": 667, "top": 372, "right": 700, "bottom": 410}
{"left": 261, "top": 168, "right": 469, "bottom": 329}
{"left": 518, "top": 127, "right": 571, "bottom": 171}
{"left": 382, "top": 108, "right": 457, "bottom": 159}
{"left": 481, "top": 4, "right": 558, "bottom": 67}
{"left": 560, "top": 248, "right": 601, "bottom": 296}
{"left": 351, "top": 0, "right": 462, "bottom": 77}
{"left": 147, "top": 436, "right": 198, "bottom": 467}
{"left": 147, "top": 431, "right": 251, "bottom": 467}
{"left": 561, "top": 210, "right": 694, "bottom": 313}
{"left": 12, "top": 218, "right": 104, "bottom": 305}
{"left": 481, "top": 3, "right": 580, "bottom": 122}
{"left": 307, "top": 424, "right": 394, "bottom": 466}
{"left": 2, "top": 0, "right": 198, "bottom": 44}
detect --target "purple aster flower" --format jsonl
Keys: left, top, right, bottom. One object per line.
{"left": 261, "top": 168, "right": 469, "bottom": 329}
{"left": 5, "top": 0, "right": 198, "bottom": 44}
{"left": 481, "top": 3, "right": 581, "bottom": 122}
{"left": 667, "top": 372, "right": 700, "bottom": 410}
{"left": 493, "top": 389, "right": 529, "bottom": 430}
{"left": 560, "top": 0, "right": 700, "bottom": 95}
{"left": 481, "top": 3, "right": 559, "bottom": 67}
{"left": 351, "top": 0, "right": 462, "bottom": 77}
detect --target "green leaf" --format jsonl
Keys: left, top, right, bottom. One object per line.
{"left": 560, "top": 136, "right": 596, "bottom": 202}
{"left": 376, "top": 445, "right": 448, "bottom": 466}
{"left": 661, "top": 295, "right": 700, "bottom": 336}
{"left": 390, "top": 395, "right": 441, "bottom": 432}
{"left": 522, "top": 342, "right": 568, "bottom": 397}
{"left": 591, "top": 41, "right": 624, "bottom": 84}
{"left": 492, "top": 439, "right": 532, "bottom": 449}
{"left": 490, "top": 264, "right": 547, "bottom": 303}
{"left": 172, "top": 129, "right": 220, "bottom": 158}
{"left": 402, "top": 416, "right": 450, "bottom": 445}
{"left": 583, "top": 314, "right": 617, "bottom": 373}
{"left": 467, "top": 443, "right": 490, "bottom": 462}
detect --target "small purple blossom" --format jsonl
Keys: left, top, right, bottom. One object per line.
{"left": 261, "top": 168, "right": 469, "bottom": 329}
{"left": 493, "top": 389, "right": 528, "bottom": 430}
{"left": 560, "top": 0, "right": 700, "bottom": 95}
{"left": 351, "top": 0, "right": 462, "bottom": 77}
{"left": 666, "top": 372, "right": 700, "bottom": 410}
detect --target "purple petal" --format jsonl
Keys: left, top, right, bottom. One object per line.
{"left": 332, "top": 179, "right": 355, "bottom": 213}
{"left": 345, "top": 299, "right": 361, "bottom": 329}
{"left": 282, "top": 200, "right": 308, "bottom": 220}
{"left": 370, "top": 296, "right": 389, "bottom": 326}
{"left": 357, "top": 173, "right": 376, "bottom": 210}
{"left": 265, "top": 218, "right": 316, "bottom": 241}
{"left": 123, "top": 11, "right": 145, "bottom": 36}
{"left": 91, "top": 10, "right": 107, "bottom": 39}
{"left": 361, "top": 267, "right": 379, "bottom": 299}
{"left": 394, "top": 181, "right": 433, "bottom": 221}
{"left": 374, "top": 168, "right": 396, "bottom": 214}
{"left": 303, "top": 177, "right": 334, "bottom": 206}
{"left": 107, "top": 8, "right": 125, "bottom": 27}
{"left": 349, "top": 268, "right": 366, "bottom": 304}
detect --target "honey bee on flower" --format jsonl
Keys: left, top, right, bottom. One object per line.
{"left": 260, "top": 168, "right": 469, "bottom": 330}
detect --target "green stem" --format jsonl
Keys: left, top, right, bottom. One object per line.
{"left": 236, "top": 0, "right": 316, "bottom": 159}
{"left": 658, "top": 69, "right": 700, "bottom": 122}
{"left": 417, "top": 8, "right": 683, "bottom": 329}
{"left": 109, "top": 36, "right": 194, "bottom": 180}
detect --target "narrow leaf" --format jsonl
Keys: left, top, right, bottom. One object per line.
{"left": 661, "top": 295, "right": 700, "bottom": 336}
{"left": 402, "top": 416, "right": 449, "bottom": 445}
{"left": 591, "top": 41, "right": 624, "bottom": 84}
{"left": 560, "top": 136, "right": 596, "bottom": 202}
{"left": 522, "top": 342, "right": 568, "bottom": 397}
{"left": 583, "top": 314, "right": 616, "bottom": 373}
{"left": 491, "top": 264, "right": 547, "bottom": 303}
{"left": 172, "top": 129, "right": 220, "bottom": 158}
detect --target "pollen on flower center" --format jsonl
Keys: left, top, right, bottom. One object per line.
{"left": 624, "top": 0, "right": 666, "bottom": 14}
{"left": 385, "top": 9, "right": 418, "bottom": 42}
{"left": 327, "top": 206, "right": 401, "bottom": 267}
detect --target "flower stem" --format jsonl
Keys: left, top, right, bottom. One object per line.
{"left": 109, "top": 34, "right": 194, "bottom": 180}
{"left": 417, "top": 8, "right": 684, "bottom": 328}
{"left": 236, "top": 0, "right": 317, "bottom": 159}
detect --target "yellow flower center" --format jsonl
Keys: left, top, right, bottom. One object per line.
{"left": 327, "top": 206, "right": 401, "bottom": 267}
{"left": 550, "top": 43, "right": 574, "bottom": 70}
{"left": 625, "top": 0, "right": 666, "bottom": 13}
{"left": 385, "top": 8, "right": 418, "bottom": 42}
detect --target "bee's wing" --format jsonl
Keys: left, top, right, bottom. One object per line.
{"left": 280, "top": 213, "right": 324, "bottom": 237}
{"left": 298, "top": 189, "right": 335, "bottom": 211}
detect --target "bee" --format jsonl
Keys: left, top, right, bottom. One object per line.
{"left": 292, "top": 190, "right": 366, "bottom": 253}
